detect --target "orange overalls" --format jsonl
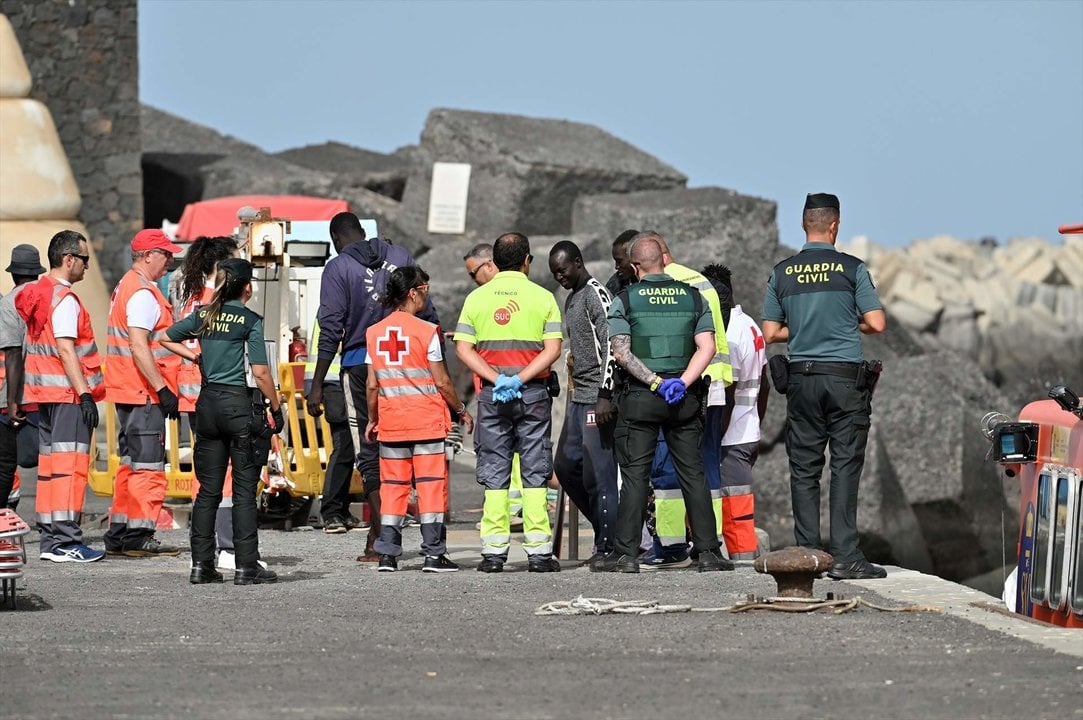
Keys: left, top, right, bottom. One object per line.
{"left": 103, "top": 271, "right": 179, "bottom": 548}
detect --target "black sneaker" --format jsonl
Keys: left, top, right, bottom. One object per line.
{"left": 590, "top": 553, "right": 640, "bottom": 573}
{"left": 121, "top": 536, "right": 182, "bottom": 558}
{"left": 580, "top": 552, "right": 607, "bottom": 568}
{"left": 640, "top": 549, "right": 692, "bottom": 571}
{"left": 828, "top": 559, "right": 887, "bottom": 580}
{"left": 422, "top": 555, "right": 460, "bottom": 573}
{"left": 697, "top": 549, "right": 735, "bottom": 572}
{"left": 344, "top": 514, "right": 365, "bottom": 531}
{"left": 323, "top": 517, "right": 347, "bottom": 535}
{"left": 527, "top": 557, "right": 561, "bottom": 573}
{"left": 234, "top": 565, "right": 278, "bottom": 585}
{"left": 377, "top": 554, "right": 398, "bottom": 572}
{"left": 477, "top": 556, "right": 504, "bottom": 573}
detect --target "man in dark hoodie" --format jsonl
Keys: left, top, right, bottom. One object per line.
{"left": 307, "top": 212, "right": 441, "bottom": 561}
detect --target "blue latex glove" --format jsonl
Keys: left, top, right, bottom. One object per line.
{"left": 654, "top": 377, "right": 677, "bottom": 400}
{"left": 658, "top": 378, "right": 687, "bottom": 405}
{"left": 492, "top": 374, "right": 523, "bottom": 404}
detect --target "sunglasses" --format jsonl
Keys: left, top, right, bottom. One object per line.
{"left": 67, "top": 253, "right": 90, "bottom": 265}
{"left": 411, "top": 283, "right": 430, "bottom": 293}
{"left": 467, "top": 260, "right": 490, "bottom": 280}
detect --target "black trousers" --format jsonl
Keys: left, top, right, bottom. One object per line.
{"left": 785, "top": 373, "right": 872, "bottom": 563}
{"left": 612, "top": 385, "right": 719, "bottom": 559}
{"left": 341, "top": 365, "right": 379, "bottom": 498}
{"left": 554, "top": 399, "right": 619, "bottom": 553}
{"left": 318, "top": 382, "right": 355, "bottom": 521}
{"left": 0, "top": 418, "right": 17, "bottom": 508}
{"left": 191, "top": 385, "right": 269, "bottom": 567}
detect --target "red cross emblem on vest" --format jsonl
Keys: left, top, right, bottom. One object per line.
{"left": 375, "top": 326, "right": 410, "bottom": 365}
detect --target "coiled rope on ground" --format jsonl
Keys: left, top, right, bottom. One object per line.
{"left": 534, "top": 595, "right": 940, "bottom": 616}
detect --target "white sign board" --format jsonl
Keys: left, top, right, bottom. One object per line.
{"left": 427, "top": 162, "right": 471, "bottom": 234}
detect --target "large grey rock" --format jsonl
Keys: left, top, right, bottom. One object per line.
{"left": 273, "top": 141, "right": 418, "bottom": 201}
{"left": 572, "top": 187, "right": 779, "bottom": 319}
{"left": 142, "top": 104, "right": 262, "bottom": 156}
{"left": 398, "top": 108, "right": 687, "bottom": 249}
{"left": 936, "top": 303, "right": 980, "bottom": 355}
{"left": 141, "top": 105, "right": 419, "bottom": 253}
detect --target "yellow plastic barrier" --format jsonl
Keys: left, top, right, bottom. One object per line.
{"left": 88, "top": 403, "right": 196, "bottom": 499}
{"left": 278, "top": 362, "right": 363, "bottom": 496}
{"left": 88, "top": 362, "right": 362, "bottom": 500}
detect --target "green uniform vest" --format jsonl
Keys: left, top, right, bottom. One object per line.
{"left": 623, "top": 277, "right": 702, "bottom": 375}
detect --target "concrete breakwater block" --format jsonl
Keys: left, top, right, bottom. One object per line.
{"left": 399, "top": 108, "right": 687, "bottom": 248}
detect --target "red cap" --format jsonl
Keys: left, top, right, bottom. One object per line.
{"left": 131, "top": 228, "right": 182, "bottom": 254}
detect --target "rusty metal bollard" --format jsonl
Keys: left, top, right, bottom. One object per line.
{"left": 754, "top": 547, "right": 834, "bottom": 598}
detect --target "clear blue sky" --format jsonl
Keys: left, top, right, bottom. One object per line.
{"left": 139, "top": 0, "right": 1082, "bottom": 250}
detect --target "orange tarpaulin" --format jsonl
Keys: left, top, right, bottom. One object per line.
{"left": 175, "top": 195, "right": 349, "bottom": 241}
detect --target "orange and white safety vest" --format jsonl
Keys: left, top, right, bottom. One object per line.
{"left": 105, "top": 270, "right": 179, "bottom": 404}
{"left": 175, "top": 286, "right": 214, "bottom": 412}
{"left": 365, "top": 310, "right": 449, "bottom": 443}
{"left": 22, "top": 277, "right": 105, "bottom": 404}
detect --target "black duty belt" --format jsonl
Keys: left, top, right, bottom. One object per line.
{"left": 789, "top": 361, "right": 860, "bottom": 380}
{"left": 204, "top": 383, "right": 260, "bottom": 399}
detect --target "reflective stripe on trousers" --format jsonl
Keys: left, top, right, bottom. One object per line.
{"left": 35, "top": 403, "right": 91, "bottom": 552}
{"left": 375, "top": 439, "right": 448, "bottom": 558}
{"left": 105, "top": 402, "right": 167, "bottom": 546}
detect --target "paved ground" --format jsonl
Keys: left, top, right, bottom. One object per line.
{"left": 2, "top": 457, "right": 1081, "bottom": 720}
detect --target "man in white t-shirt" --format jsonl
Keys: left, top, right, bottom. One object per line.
{"left": 19, "top": 231, "right": 107, "bottom": 563}
{"left": 703, "top": 264, "right": 769, "bottom": 561}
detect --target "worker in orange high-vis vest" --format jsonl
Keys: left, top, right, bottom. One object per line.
{"left": 172, "top": 236, "right": 245, "bottom": 569}
{"left": 103, "top": 229, "right": 184, "bottom": 558}
{"left": 18, "top": 231, "right": 106, "bottom": 563}
{"left": 365, "top": 266, "right": 472, "bottom": 573}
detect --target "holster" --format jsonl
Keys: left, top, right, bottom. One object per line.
{"left": 250, "top": 392, "right": 275, "bottom": 440}
{"left": 856, "top": 359, "right": 883, "bottom": 395}
{"left": 546, "top": 372, "right": 561, "bottom": 398}
{"left": 768, "top": 355, "right": 790, "bottom": 395}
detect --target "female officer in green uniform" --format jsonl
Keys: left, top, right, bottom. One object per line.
{"left": 161, "top": 258, "right": 284, "bottom": 585}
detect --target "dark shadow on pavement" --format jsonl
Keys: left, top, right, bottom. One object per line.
{"left": 0, "top": 592, "right": 53, "bottom": 612}
{"left": 274, "top": 570, "right": 329, "bottom": 583}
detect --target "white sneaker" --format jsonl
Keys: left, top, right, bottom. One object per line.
{"left": 215, "top": 550, "right": 267, "bottom": 571}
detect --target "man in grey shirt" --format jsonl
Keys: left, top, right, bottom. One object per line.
{"left": 0, "top": 244, "right": 47, "bottom": 509}
{"left": 548, "top": 240, "right": 619, "bottom": 562}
